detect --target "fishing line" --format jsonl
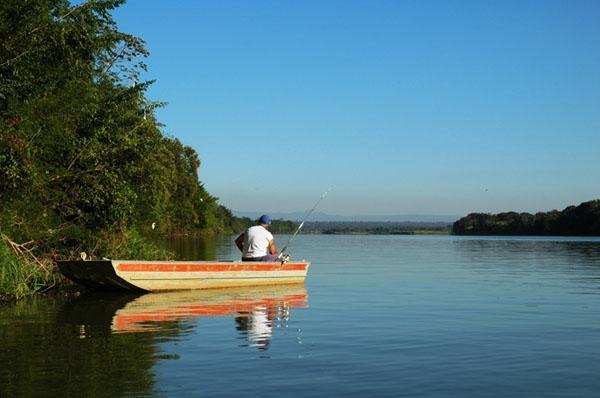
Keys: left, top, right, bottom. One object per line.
{"left": 280, "top": 187, "right": 332, "bottom": 257}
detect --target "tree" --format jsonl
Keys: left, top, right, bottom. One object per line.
{"left": 1, "top": 0, "right": 242, "bottom": 260}
{"left": 453, "top": 200, "right": 600, "bottom": 236}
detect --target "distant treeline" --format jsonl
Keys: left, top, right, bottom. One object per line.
{"left": 302, "top": 222, "right": 451, "bottom": 235}
{"left": 452, "top": 200, "right": 600, "bottom": 236}
{"left": 236, "top": 218, "right": 298, "bottom": 234}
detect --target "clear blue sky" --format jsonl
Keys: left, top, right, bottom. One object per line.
{"left": 113, "top": 0, "right": 600, "bottom": 216}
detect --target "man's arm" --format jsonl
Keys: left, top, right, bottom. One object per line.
{"left": 235, "top": 233, "right": 244, "bottom": 252}
{"left": 268, "top": 239, "right": 278, "bottom": 255}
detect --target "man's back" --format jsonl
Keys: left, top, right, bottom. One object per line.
{"left": 243, "top": 225, "right": 274, "bottom": 258}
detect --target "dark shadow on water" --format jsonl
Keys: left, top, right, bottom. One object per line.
{"left": 0, "top": 292, "right": 164, "bottom": 397}
{"left": 58, "top": 291, "right": 144, "bottom": 333}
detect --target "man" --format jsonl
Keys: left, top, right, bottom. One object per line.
{"left": 235, "top": 214, "right": 280, "bottom": 262}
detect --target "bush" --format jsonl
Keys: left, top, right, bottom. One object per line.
{"left": 0, "top": 239, "right": 56, "bottom": 301}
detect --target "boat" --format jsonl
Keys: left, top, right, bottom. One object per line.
{"left": 57, "top": 259, "right": 310, "bottom": 292}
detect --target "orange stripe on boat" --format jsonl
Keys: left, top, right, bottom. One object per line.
{"left": 116, "top": 262, "right": 308, "bottom": 272}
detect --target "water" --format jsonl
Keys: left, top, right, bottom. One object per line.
{"left": 2, "top": 235, "right": 600, "bottom": 397}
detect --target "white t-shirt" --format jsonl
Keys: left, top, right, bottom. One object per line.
{"left": 242, "top": 225, "right": 274, "bottom": 258}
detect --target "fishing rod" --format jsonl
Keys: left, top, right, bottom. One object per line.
{"left": 279, "top": 187, "right": 332, "bottom": 258}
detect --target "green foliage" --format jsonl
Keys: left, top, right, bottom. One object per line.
{"left": 232, "top": 218, "right": 299, "bottom": 234}
{"left": 0, "top": 0, "right": 246, "bottom": 298}
{"left": 453, "top": 200, "right": 600, "bottom": 236}
{"left": 269, "top": 219, "right": 299, "bottom": 234}
{"left": 0, "top": 240, "right": 56, "bottom": 301}
{"left": 93, "top": 228, "right": 174, "bottom": 260}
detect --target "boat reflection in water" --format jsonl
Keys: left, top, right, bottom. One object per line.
{"left": 110, "top": 284, "right": 308, "bottom": 349}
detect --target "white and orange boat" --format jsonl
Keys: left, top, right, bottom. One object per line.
{"left": 57, "top": 259, "right": 310, "bottom": 292}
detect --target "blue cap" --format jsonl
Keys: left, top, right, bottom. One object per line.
{"left": 258, "top": 214, "right": 272, "bottom": 225}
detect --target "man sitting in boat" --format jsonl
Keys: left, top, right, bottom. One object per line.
{"left": 235, "top": 215, "right": 281, "bottom": 262}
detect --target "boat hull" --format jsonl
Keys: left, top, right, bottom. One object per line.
{"left": 58, "top": 260, "right": 310, "bottom": 292}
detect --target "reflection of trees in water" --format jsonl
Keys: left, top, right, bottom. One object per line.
{"left": 235, "top": 303, "right": 292, "bottom": 351}
{"left": 455, "top": 239, "right": 600, "bottom": 259}
{"left": 0, "top": 293, "right": 181, "bottom": 397}
{"left": 453, "top": 239, "right": 600, "bottom": 276}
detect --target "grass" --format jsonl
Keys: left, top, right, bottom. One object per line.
{"left": 0, "top": 239, "right": 56, "bottom": 302}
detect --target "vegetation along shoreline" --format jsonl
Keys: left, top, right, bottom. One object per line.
{"left": 452, "top": 200, "right": 600, "bottom": 236}
{"left": 0, "top": 1, "right": 293, "bottom": 301}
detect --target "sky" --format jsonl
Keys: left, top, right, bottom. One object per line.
{"left": 112, "top": 0, "right": 600, "bottom": 217}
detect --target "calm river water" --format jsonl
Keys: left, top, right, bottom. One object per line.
{"left": 2, "top": 235, "right": 600, "bottom": 397}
